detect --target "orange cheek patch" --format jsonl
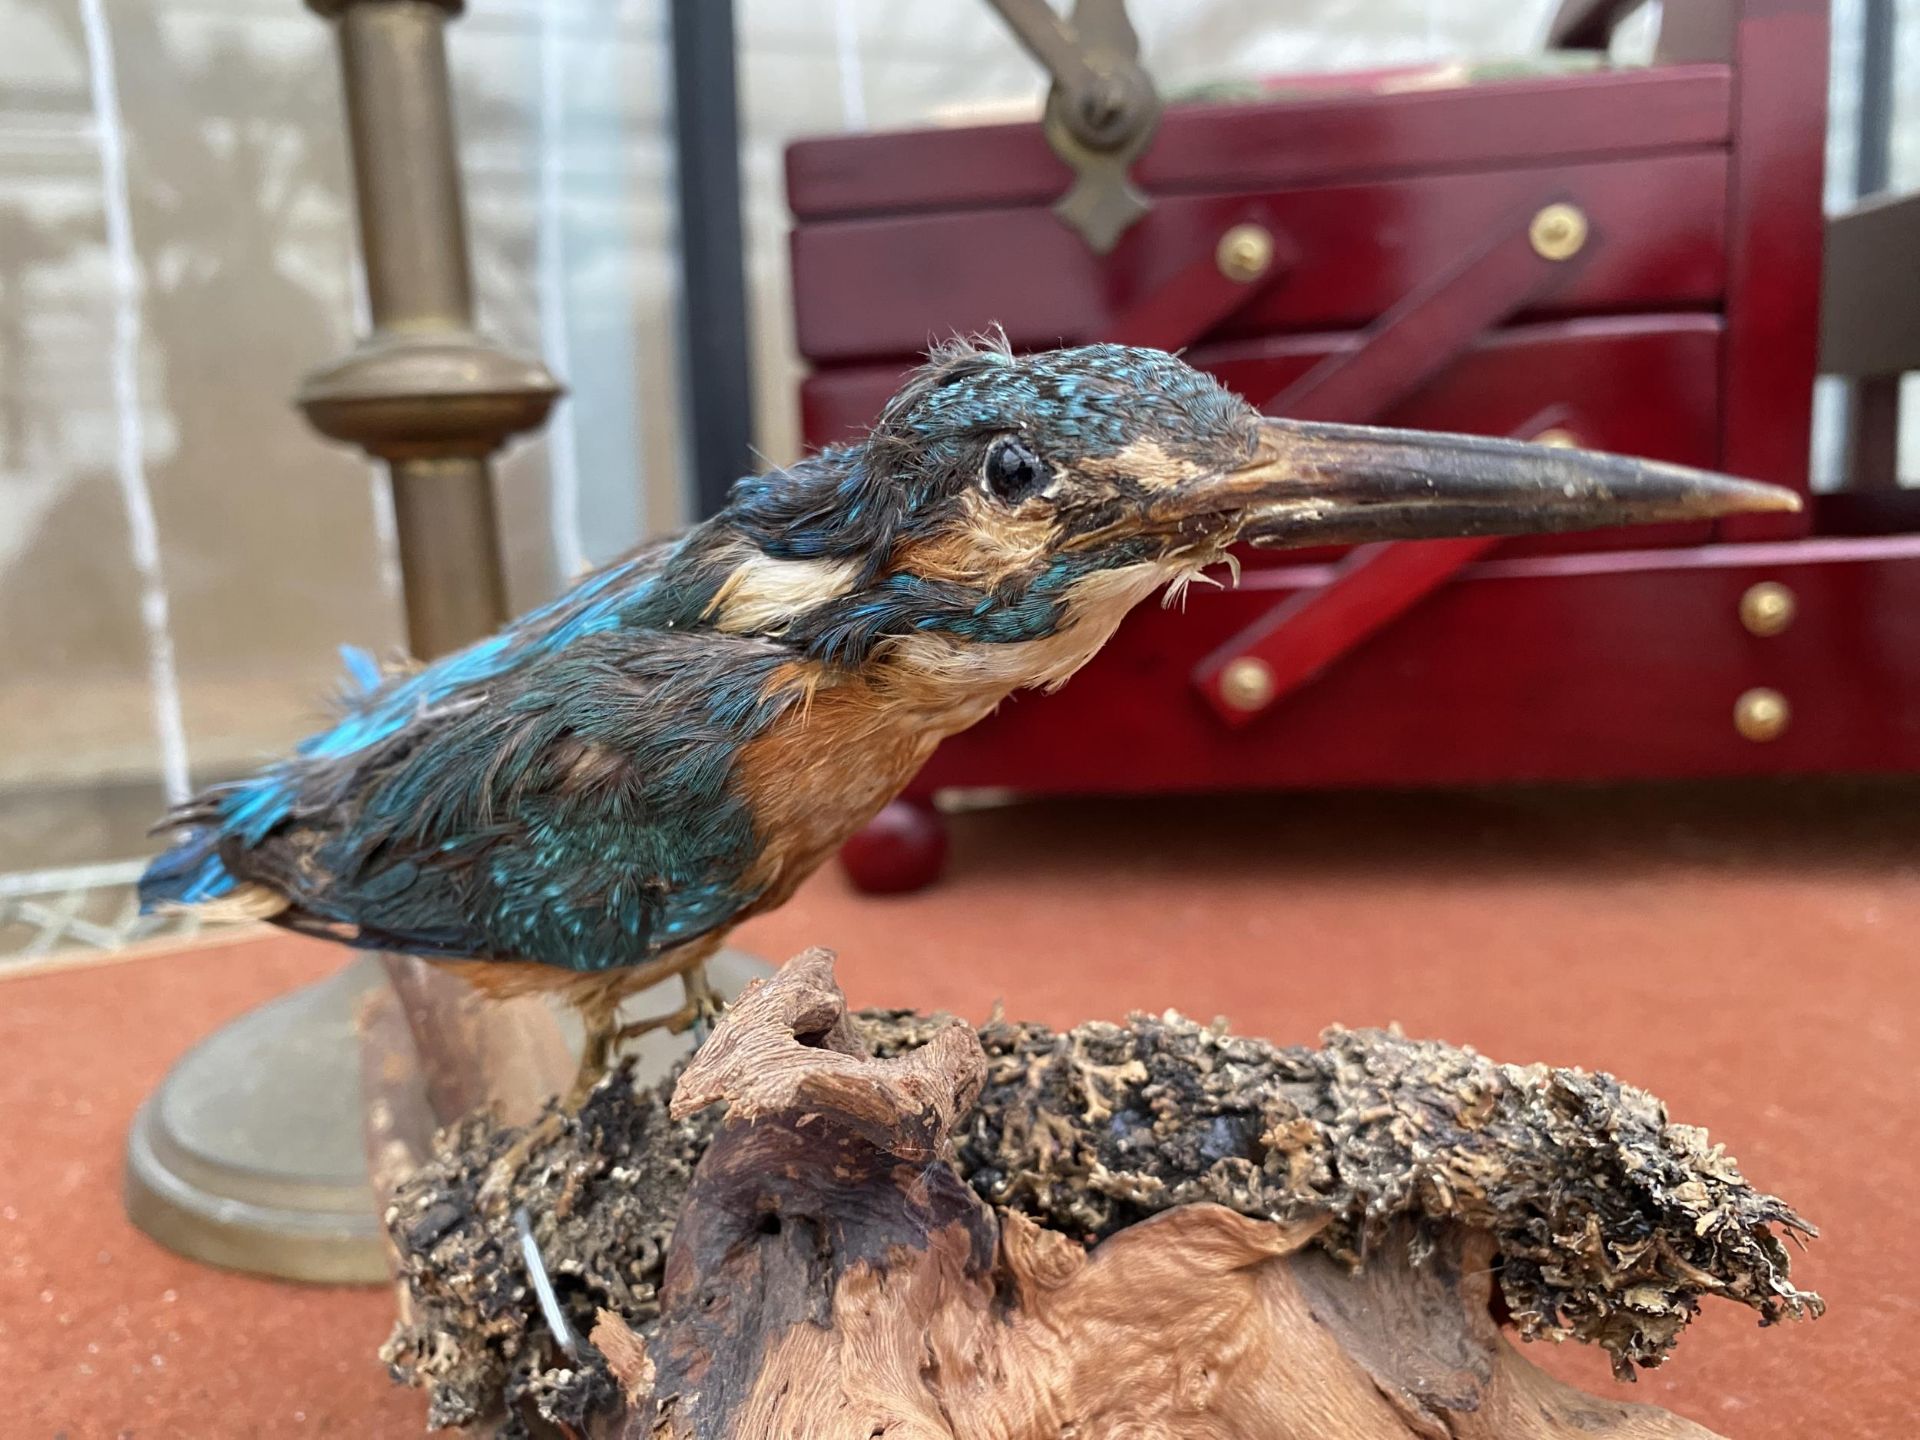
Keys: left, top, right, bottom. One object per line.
{"left": 896, "top": 495, "right": 1060, "bottom": 587}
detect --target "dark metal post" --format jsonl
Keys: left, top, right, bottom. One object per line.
{"left": 1855, "top": 0, "right": 1895, "bottom": 199}
{"left": 1845, "top": 0, "right": 1900, "bottom": 491}
{"left": 669, "top": 0, "right": 755, "bottom": 517}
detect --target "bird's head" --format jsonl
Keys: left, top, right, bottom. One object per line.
{"left": 716, "top": 338, "right": 1796, "bottom": 701}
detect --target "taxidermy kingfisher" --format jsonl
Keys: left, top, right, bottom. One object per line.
{"left": 141, "top": 339, "right": 1795, "bottom": 1099}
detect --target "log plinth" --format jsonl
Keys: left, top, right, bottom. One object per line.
{"left": 369, "top": 950, "right": 1819, "bottom": 1438}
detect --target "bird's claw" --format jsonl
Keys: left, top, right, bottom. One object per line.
{"left": 477, "top": 1111, "right": 564, "bottom": 1215}
{"left": 562, "top": 968, "right": 727, "bottom": 1108}
{"left": 611, "top": 998, "right": 703, "bottom": 1048}
{"left": 681, "top": 971, "right": 725, "bottom": 1041}
{"left": 610, "top": 966, "right": 725, "bottom": 1048}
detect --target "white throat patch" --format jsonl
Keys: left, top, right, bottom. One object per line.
{"left": 708, "top": 552, "right": 861, "bottom": 635}
{"left": 876, "top": 560, "right": 1183, "bottom": 718}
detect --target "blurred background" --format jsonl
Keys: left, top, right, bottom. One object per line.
{"left": 0, "top": 0, "right": 1914, "bottom": 957}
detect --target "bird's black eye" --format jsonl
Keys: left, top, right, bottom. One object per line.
{"left": 982, "top": 437, "right": 1046, "bottom": 503}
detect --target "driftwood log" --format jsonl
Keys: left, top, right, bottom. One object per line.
{"left": 373, "top": 950, "right": 1819, "bottom": 1439}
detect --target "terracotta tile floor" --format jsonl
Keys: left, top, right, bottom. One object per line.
{"left": 4, "top": 780, "right": 1914, "bottom": 1437}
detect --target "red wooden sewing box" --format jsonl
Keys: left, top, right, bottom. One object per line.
{"left": 783, "top": 0, "right": 1919, "bottom": 889}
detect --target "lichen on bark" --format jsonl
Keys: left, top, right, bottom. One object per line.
{"left": 867, "top": 1009, "right": 1818, "bottom": 1372}
{"left": 379, "top": 1073, "right": 716, "bottom": 1432}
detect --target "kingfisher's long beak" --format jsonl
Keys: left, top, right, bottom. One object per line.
{"left": 1164, "top": 418, "right": 1800, "bottom": 548}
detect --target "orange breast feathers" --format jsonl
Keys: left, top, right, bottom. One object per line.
{"left": 730, "top": 665, "right": 953, "bottom": 909}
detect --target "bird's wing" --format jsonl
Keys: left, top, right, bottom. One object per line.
{"left": 148, "top": 620, "right": 807, "bottom": 973}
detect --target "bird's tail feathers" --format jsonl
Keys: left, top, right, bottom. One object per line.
{"left": 138, "top": 825, "right": 288, "bottom": 923}
{"left": 175, "top": 882, "right": 290, "bottom": 924}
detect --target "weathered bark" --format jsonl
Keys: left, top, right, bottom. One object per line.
{"left": 379, "top": 952, "right": 573, "bottom": 1129}
{"left": 375, "top": 950, "right": 1818, "bottom": 1438}
{"left": 356, "top": 981, "right": 437, "bottom": 1344}
{"left": 613, "top": 953, "right": 1723, "bottom": 1439}
{"left": 632, "top": 950, "right": 996, "bottom": 1436}
{"left": 601, "top": 1211, "right": 1720, "bottom": 1439}
{"left": 356, "top": 967, "right": 582, "bottom": 1436}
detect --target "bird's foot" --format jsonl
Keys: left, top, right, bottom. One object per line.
{"left": 477, "top": 1110, "right": 564, "bottom": 1216}
{"left": 563, "top": 1022, "right": 617, "bottom": 1110}
{"left": 608, "top": 997, "right": 703, "bottom": 1051}
{"left": 681, "top": 964, "right": 725, "bottom": 1038}
{"left": 607, "top": 966, "right": 726, "bottom": 1052}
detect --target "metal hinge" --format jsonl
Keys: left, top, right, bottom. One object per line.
{"left": 984, "top": 0, "right": 1163, "bottom": 253}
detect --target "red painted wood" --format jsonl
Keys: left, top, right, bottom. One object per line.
{"left": 1192, "top": 401, "right": 1581, "bottom": 729}
{"left": 1103, "top": 203, "right": 1292, "bottom": 351}
{"left": 802, "top": 318, "right": 1726, "bottom": 555}
{"left": 786, "top": 67, "right": 1732, "bottom": 220}
{"left": 791, "top": 154, "right": 1728, "bottom": 364}
{"left": 1184, "top": 208, "right": 1611, "bottom": 726}
{"left": 1715, "top": 0, "right": 1829, "bottom": 538}
{"left": 1192, "top": 398, "right": 1591, "bottom": 728}
{"left": 903, "top": 538, "right": 1920, "bottom": 796}
{"left": 1262, "top": 202, "right": 1585, "bottom": 423}
{"left": 789, "top": 0, "right": 1860, "bottom": 801}
{"left": 1193, "top": 537, "right": 1500, "bottom": 727}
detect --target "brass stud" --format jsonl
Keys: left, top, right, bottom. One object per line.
{"left": 1739, "top": 581, "right": 1796, "bottom": 637}
{"left": 1219, "top": 656, "right": 1276, "bottom": 712}
{"left": 1534, "top": 427, "right": 1581, "bottom": 449}
{"left": 1217, "top": 224, "right": 1275, "bottom": 284}
{"left": 1529, "top": 203, "right": 1588, "bottom": 261}
{"left": 1733, "top": 687, "right": 1790, "bottom": 742}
